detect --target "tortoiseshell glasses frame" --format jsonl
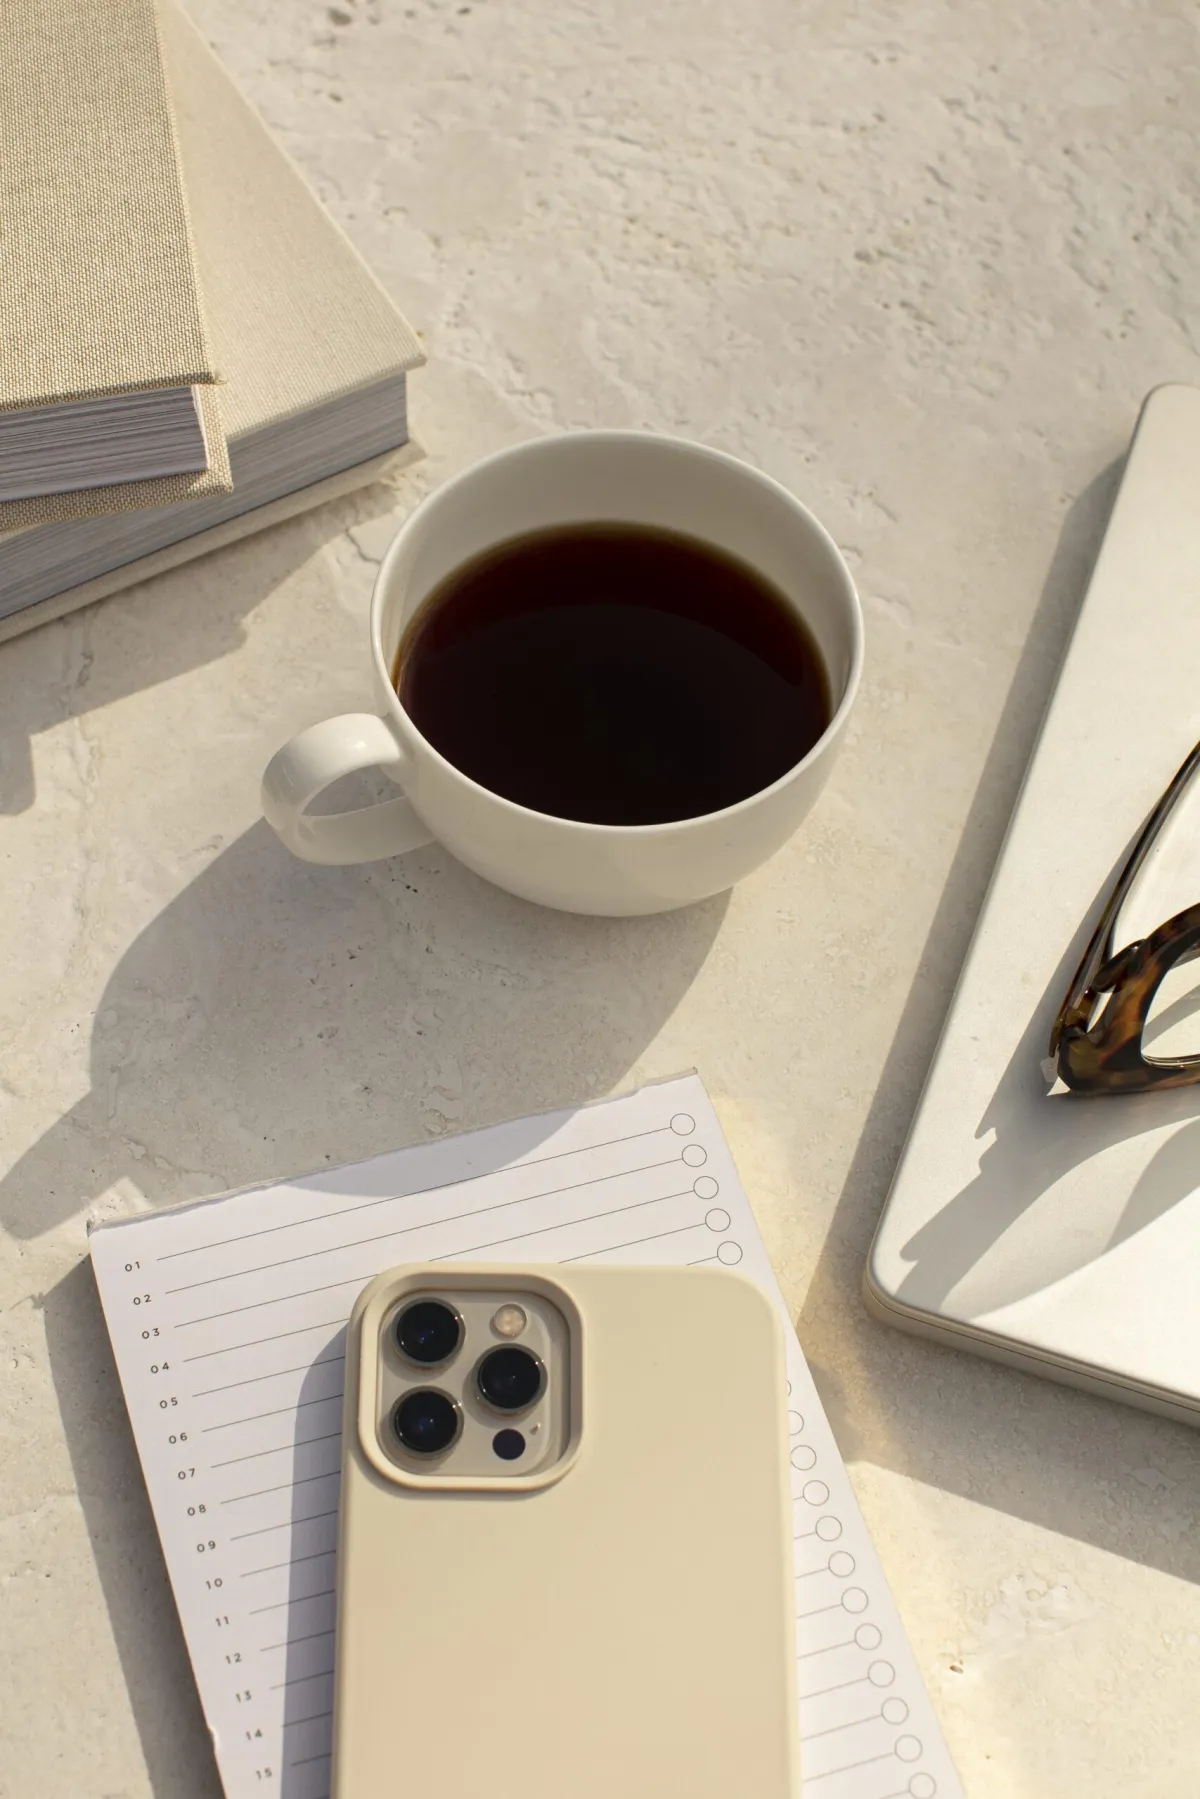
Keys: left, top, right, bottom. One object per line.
{"left": 1048, "top": 738, "right": 1200, "bottom": 1095}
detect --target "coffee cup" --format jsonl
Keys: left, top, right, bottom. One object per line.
{"left": 261, "top": 431, "right": 863, "bottom": 916}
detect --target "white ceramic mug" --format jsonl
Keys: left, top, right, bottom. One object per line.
{"left": 261, "top": 432, "right": 863, "bottom": 916}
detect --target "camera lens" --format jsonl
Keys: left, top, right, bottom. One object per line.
{"left": 395, "top": 1299, "right": 462, "bottom": 1367}
{"left": 476, "top": 1345, "right": 544, "bottom": 1414}
{"left": 393, "top": 1389, "right": 460, "bottom": 1455}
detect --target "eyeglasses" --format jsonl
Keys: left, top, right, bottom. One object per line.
{"left": 1048, "top": 737, "right": 1200, "bottom": 1094}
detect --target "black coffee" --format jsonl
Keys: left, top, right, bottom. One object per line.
{"left": 394, "top": 523, "right": 831, "bottom": 827}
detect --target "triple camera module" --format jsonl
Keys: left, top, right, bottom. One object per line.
{"left": 391, "top": 1297, "right": 546, "bottom": 1461}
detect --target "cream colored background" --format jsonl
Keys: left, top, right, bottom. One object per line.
{"left": 1, "top": 1, "right": 1198, "bottom": 1794}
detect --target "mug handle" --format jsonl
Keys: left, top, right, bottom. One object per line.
{"left": 261, "top": 714, "right": 435, "bottom": 866}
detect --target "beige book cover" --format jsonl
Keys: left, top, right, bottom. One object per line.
{"left": 0, "top": 0, "right": 232, "bottom": 529}
{"left": 163, "top": 2, "right": 423, "bottom": 444}
{"left": 0, "top": 1, "right": 424, "bottom": 644}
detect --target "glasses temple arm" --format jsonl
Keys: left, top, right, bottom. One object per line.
{"left": 1048, "top": 737, "right": 1200, "bottom": 1057}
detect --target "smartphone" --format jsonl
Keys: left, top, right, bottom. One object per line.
{"left": 332, "top": 1262, "right": 799, "bottom": 1798}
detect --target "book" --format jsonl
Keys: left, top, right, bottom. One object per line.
{"left": 0, "top": 2, "right": 423, "bottom": 637}
{"left": 867, "top": 385, "right": 1200, "bottom": 1423}
{"left": 90, "top": 1074, "right": 961, "bottom": 1799}
{"left": 0, "top": 0, "right": 229, "bottom": 525}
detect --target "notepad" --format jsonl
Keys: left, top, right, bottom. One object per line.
{"left": 90, "top": 1075, "right": 960, "bottom": 1799}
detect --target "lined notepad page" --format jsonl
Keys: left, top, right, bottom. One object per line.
{"left": 90, "top": 1075, "right": 960, "bottom": 1799}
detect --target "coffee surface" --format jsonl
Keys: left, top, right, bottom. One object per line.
{"left": 394, "top": 523, "right": 831, "bottom": 826}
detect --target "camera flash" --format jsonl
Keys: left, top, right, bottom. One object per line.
{"left": 491, "top": 1303, "right": 527, "bottom": 1339}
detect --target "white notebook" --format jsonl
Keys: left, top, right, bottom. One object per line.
{"left": 867, "top": 384, "right": 1200, "bottom": 1424}
{"left": 90, "top": 1074, "right": 960, "bottom": 1799}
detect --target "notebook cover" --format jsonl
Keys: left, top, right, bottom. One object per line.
{"left": 161, "top": 3, "right": 424, "bottom": 441}
{"left": 867, "top": 385, "right": 1200, "bottom": 1424}
{"left": 0, "top": 0, "right": 424, "bottom": 603}
{"left": 0, "top": 0, "right": 232, "bottom": 529}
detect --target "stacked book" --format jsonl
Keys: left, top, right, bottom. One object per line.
{"left": 0, "top": 0, "right": 423, "bottom": 642}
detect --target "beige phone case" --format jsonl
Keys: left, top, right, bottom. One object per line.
{"left": 332, "top": 1262, "right": 800, "bottom": 1799}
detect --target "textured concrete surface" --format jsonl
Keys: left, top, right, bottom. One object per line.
{"left": 2, "top": 1, "right": 1200, "bottom": 1794}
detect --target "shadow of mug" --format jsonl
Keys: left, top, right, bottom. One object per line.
{"left": 2, "top": 822, "right": 726, "bottom": 1241}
